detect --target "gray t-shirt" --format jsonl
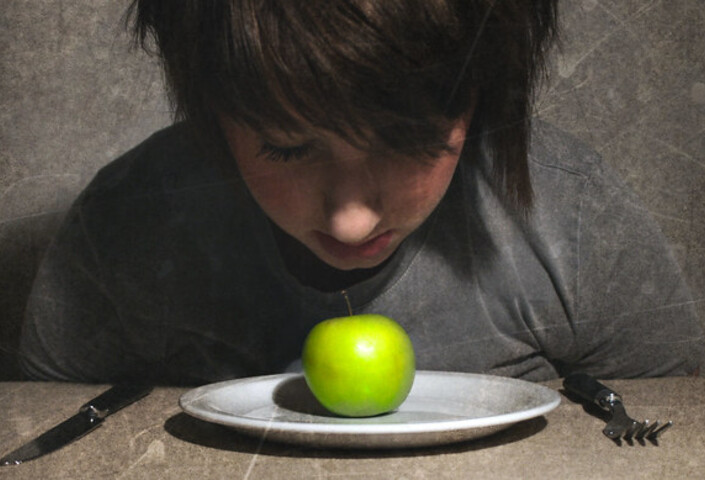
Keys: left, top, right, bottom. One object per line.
{"left": 19, "top": 121, "right": 705, "bottom": 385}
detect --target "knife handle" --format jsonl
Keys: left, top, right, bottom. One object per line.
{"left": 563, "top": 373, "right": 621, "bottom": 409}
{"left": 79, "top": 385, "right": 153, "bottom": 419}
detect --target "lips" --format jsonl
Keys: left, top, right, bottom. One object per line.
{"left": 315, "top": 230, "right": 395, "bottom": 262}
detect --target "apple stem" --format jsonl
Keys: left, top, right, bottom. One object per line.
{"left": 341, "top": 290, "right": 353, "bottom": 316}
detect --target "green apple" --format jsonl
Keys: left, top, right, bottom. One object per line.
{"left": 302, "top": 314, "right": 416, "bottom": 417}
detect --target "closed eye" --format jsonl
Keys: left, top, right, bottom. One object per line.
{"left": 258, "top": 141, "right": 314, "bottom": 162}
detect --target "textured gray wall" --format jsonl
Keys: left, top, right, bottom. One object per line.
{"left": 1, "top": 0, "right": 703, "bottom": 380}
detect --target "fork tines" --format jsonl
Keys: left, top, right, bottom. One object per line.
{"left": 637, "top": 420, "right": 673, "bottom": 440}
{"left": 616, "top": 419, "right": 673, "bottom": 444}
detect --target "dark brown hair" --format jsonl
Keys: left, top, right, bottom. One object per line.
{"left": 128, "top": 0, "right": 559, "bottom": 213}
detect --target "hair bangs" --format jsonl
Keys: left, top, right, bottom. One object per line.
{"left": 210, "top": 0, "right": 464, "bottom": 155}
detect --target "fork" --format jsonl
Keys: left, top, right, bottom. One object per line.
{"left": 563, "top": 373, "right": 673, "bottom": 443}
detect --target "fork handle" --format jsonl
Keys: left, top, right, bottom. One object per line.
{"left": 563, "top": 373, "right": 621, "bottom": 409}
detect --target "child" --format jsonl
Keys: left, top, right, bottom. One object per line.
{"left": 20, "top": 0, "right": 704, "bottom": 385}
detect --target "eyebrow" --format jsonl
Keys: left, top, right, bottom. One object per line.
{"left": 257, "top": 121, "right": 317, "bottom": 141}
{"left": 258, "top": 133, "right": 318, "bottom": 152}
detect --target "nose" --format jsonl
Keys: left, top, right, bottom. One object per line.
{"left": 322, "top": 155, "right": 382, "bottom": 244}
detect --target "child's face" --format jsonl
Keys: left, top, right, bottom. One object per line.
{"left": 220, "top": 114, "right": 471, "bottom": 271}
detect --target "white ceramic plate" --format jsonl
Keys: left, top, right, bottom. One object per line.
{"left": 179, "top": 371, "right": 560, "bottom": 449}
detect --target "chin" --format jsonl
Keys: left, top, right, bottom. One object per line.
{"left": 315, "top": 249, "right": 394, "bottom": 272}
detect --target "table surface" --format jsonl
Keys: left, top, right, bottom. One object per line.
{"left": 1, "top": 376, "right": 703, "bottom": 479}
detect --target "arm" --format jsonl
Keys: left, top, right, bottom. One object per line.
{"left": 564, "top": 158, "right": 704, "bottom": 377}
{"left": 20, "top": 196, "right": 137, "bottom": 382}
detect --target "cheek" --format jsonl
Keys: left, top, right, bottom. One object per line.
{"left": 390, "top": 158, "right": 459, "bottom": 215}
{"left": 240, "top": 166, "right": 312, "bottom": 225}
{"left": 241, "top": 167, "right": 288, "bottom": 207}
{"left": 428, "top": 160, "right": 459, "bottom": 199}
{"left": 220, "top": 119, "right": 318, "bottom": 233}
{"left": 229, "top": 148, "right": 311, "bottom": 229}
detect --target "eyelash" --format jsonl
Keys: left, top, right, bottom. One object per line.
{"left": 258, "top": 142, "right": 313, "bottom": 162}
{"left": 256, "top": 140, "right": 457, "bottom": 164}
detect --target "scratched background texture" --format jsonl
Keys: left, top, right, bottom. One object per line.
{"left": 1, "top": 0, "right": 704, "bottom": 380}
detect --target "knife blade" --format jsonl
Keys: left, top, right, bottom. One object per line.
{"left": 1, "top": 384, "right": 153, "bottom": 466}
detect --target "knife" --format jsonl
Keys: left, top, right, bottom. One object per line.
{"left": 1, "top": 384, "right": 153, "bottom": 466}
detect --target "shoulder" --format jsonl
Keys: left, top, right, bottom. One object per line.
{"left": 73, "top": 124, "right": 208, "bottom": 247}
{"left": 65, "top": 123, "right": 255, "bottom": 265}
{"left": 75, "top": 122, "right": 250, "bottom": 222}
{"left": 526, "top": 119, "right": 632, "bottom": 218}
{"left": 528, "top": 119, "right": 603, "bottom": 180}
{"left": 84, "top": 122, "right": 211, "bottom": 200}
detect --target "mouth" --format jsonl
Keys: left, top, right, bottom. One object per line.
{"left": 314, "top": 230, "right": 395, "bottom": 262}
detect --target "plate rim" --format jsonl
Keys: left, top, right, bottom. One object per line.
{"left": 179, "top": 370, "right": 561, "bottom": 436}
